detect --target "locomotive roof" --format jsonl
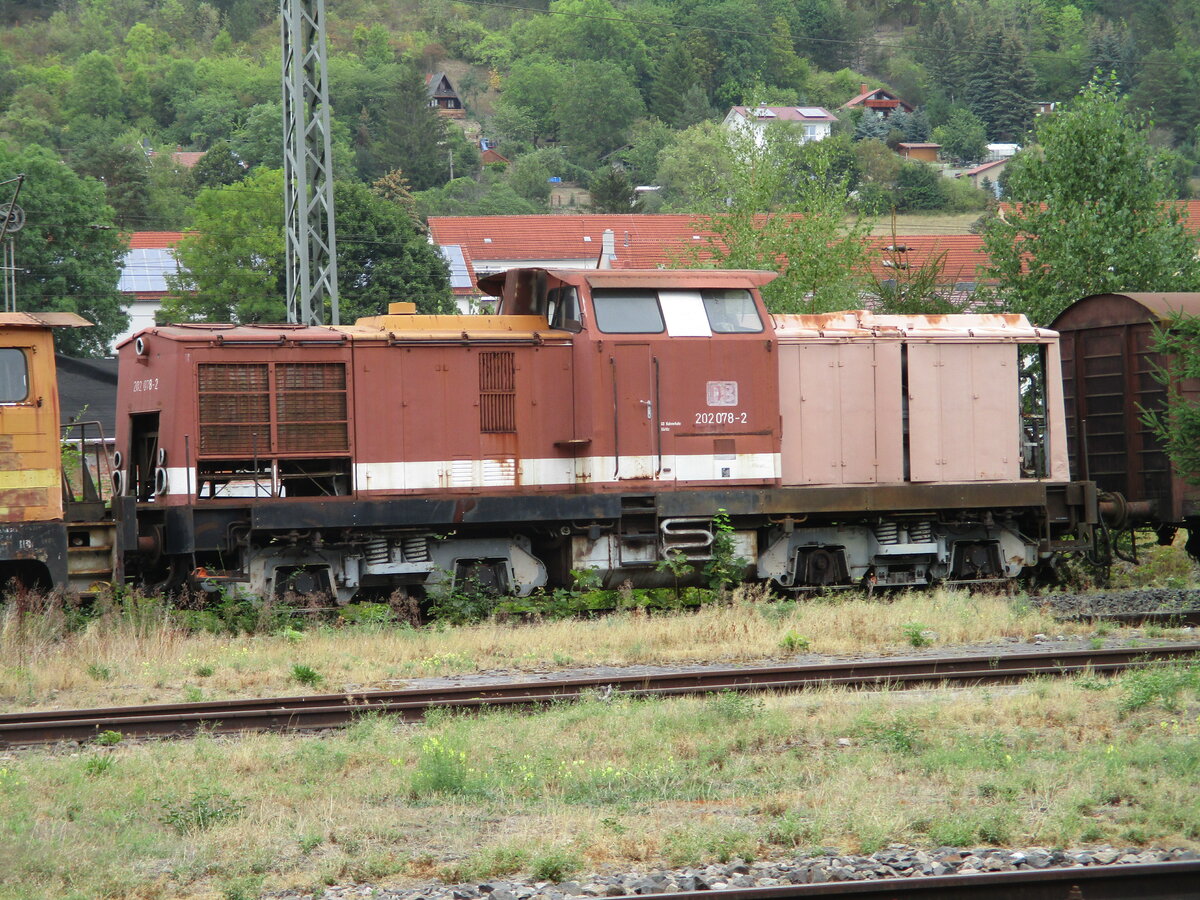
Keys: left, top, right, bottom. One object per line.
{"left": 773, "top": 310, "right": 1054, "bottom": 340}
{"left": 0, "top": 311, "right": 92, "bottom": 328}
{"left": 475, "top": 267, "right": 778, "bottom": 295}
{"left": 121, "top": 315, "right": 570, "bottom": 346}
{"left": 115, "top": 323, "right": 347, "bottom": 347}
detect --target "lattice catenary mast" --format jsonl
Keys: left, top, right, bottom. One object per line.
{"left": 281, "top": 0, "right": 339, "bottom": 325}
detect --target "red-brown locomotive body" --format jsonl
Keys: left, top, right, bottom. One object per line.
{"left": 113, "top": 268, "right": 1096, "bottom": 601}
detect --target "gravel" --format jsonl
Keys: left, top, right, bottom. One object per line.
{"left": 262, "top": 845, "right": 1200, "bottom": 899}
{"left": 1042, "top": 587, "right": 1200, "bottom": 618}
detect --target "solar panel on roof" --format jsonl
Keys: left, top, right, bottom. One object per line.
{"left": 438, "top": 245, "right": 473, "bottom": 289}
{"left": 117, "top": 248, "right": 179, "bottom": 293}
{"left": 796, "top": 107, "right": 828, "bottom": 117}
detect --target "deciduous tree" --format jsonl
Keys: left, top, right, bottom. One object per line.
{"left": 164, "top": 170, "right": 453, "bottom": 324}
{"left": 677, "top": 126, "right": 872, "bottom": 313}
{"left": 0, "top": 142, "right": 126, "bottom": 357}
{"left": 980, "top": 78, "right": 1200, "bottom": 325}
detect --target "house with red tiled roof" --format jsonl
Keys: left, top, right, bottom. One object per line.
{"left": 148, "top": 149, "right": 206, "bottom": 169}
{"left": 428, "top": 215, "right": 749, "bottom": 304}
{"left": 864, "top": 235, "right": 991, "bottom": 290}
{"left": 841, "top": 83, "right": 914, "bottom": 119}
{"left": 428, "top": 216, "right": 999, "bottom": 309}
{"left": 959, "top": 158, "right": 1009, "bottom": 196}
{"left": 481, "top": 147, "right": 510, "bottom": 166}
{"left": 114, "top": 231, "right": 190, "bottom": 349}
{"left": 722, "top": 105, "right": 837, "bottom": 147}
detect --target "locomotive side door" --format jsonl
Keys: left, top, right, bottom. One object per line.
{"left": 610, "top": 343, "right": 657, "bottom": 479}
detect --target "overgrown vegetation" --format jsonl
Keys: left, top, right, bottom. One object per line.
{"left": 1, "top": 670, "right": 1197, "bottom": 897}
{"left": 4, "top": 575, "right": 1196, "bottom": 713}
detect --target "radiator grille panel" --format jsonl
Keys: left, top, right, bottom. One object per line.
{"left": 198, "top": 362, "right": 349, "bottom": 456}
{"left": 479, "top": 351, "right": 516, "bottom": 433}
{"left": 198, "top": 364, "right": 270, "bottom": 455}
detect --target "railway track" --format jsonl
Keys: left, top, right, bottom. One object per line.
{"left": 1067, "top": 610, "right": 1200, "bottom": 627}
{"left": 600, "top": 860, "right": 1200, "bottom": 899}
{"left": 3, "top": 643, "right": 1198, "bottom": 747}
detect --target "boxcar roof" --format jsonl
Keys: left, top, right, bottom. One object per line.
{"left": 773, "top": 310, "right": 1050, "bottom": 340}
{"left": 1052, "top": 292, "right": 1200, "bottom": 330}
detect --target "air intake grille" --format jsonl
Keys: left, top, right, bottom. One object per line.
{"left": 198, "top": 364, "right": 270, "bottom": 455}
{"left": 277, "top": 363, "right": 348, "bottom": 452}
{"left": 479, "top": 351, "right": 516, "bottom": 433}
{"left": 198, "top": 362, "right": 348, "bottom": 456}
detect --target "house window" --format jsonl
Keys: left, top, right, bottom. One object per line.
{"left": 0, "top": 348, "right": 28, "bottom": 402}
{"left": 803, "top": 124, "right": 820, "bottom": 141}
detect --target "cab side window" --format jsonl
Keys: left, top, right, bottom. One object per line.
{"left": 547, "top": 287, "right": 582, "bottom": 333}
{"left": 592, "top": 290, "right": 665, "bottom": 334}
{"left": 702, "top": 289, "right": 763, "bottom": 333}
{"left": 0, "top": 348, "right": 28, "bottom": 402}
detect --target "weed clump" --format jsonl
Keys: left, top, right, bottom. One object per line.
{"left": 159, "top": 788, "right": 246, "bottom": 834}
{"left": 291, "top": 663, "right": 324, "bottom": 687}
{"left": 1119, "top": 663, "right": 1200, "bottom": 714}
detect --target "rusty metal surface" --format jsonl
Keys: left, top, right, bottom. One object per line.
{"left": 0, "top": 312, "right": 92, "bottom": 328}
{"left": 0, "top": 520, "right": 68, "bottom": 584}
{"left": 0, "top": 324, "right": 67, "bottom": 524}
{"left": 4, "top": 644, "right": 1196, "bottom": 746}
{"left": 1054, "top": 292, "right": 1200, "bottom": 330}
{"left": 215, "top": 481, "right": 1072, "bottom": 541}
{"left": 773, "top": 310, "right": 1049, "bottom": 340}
{"left": 1053, "top": 293, "right": 1192, "bottom": 523}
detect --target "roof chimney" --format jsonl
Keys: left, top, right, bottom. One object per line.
{"left": 861, "top": 83, "right": 869, "bottom": 95}
{"left": 599, "top": 229, "right": 616, "bottom": 269}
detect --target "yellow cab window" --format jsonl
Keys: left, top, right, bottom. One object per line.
{"left": 0, "top": 348, "right": 28, "bottom": 402}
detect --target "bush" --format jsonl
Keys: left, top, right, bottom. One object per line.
{"left": 941, "top": 176, "right": 990, "bottom": 212}
{"left": 291, "top": 664, "right": 324, "bottom": 687}
{"left": 894, "top": 162, "right": 947, "bottom": 211}
{"left": 853, "top": 181, "right": 896, "bottom": 215}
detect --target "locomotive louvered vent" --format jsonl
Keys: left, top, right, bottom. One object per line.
{"left": 479, "top": 351, "right": 516, "bottom": 433}
{"left": 198, "top": 363, "right": 270, "bottom": 455}
{"left": 197, "top": 362, "right": 347, "bottom": 455}
{"left": 276, "top": 363, "right": 348, "bottom": 452}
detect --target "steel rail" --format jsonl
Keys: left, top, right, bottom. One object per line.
{"left": 2, "top": 643, "right": 1198, "bottom": 746}
{"left": 1067, "top": 610, "right": 1200, "bottom": 628}
{"left": 600, "top": 860, "right": 1200, "bottom": 899}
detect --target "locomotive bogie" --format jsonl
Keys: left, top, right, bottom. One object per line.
{"left": 757, "top": 514, "right": 1035, "bottom": 590}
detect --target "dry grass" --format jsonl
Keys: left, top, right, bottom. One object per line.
{"left": 862, "top": 212, "right": 984, "bottom": 236}
{"left": 0, "top": 587, "right": 1113, "bottom": 711}
{"left": 2, "top": 668, "right": 1197, "bottom": 899}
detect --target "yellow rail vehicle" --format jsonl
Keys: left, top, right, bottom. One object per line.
{"left": 0, "top": 312, "right": 115, "bottom": 592}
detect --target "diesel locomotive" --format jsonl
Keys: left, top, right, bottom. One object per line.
{"left": 4, "top": 267, "right": 1101, "bottom": 601}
